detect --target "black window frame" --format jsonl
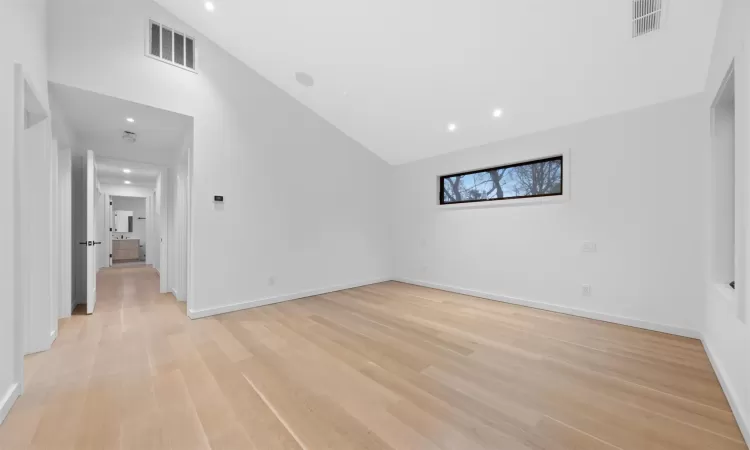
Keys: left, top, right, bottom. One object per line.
{"left": 439, "top": 155, "right": 564, "bottom": 205}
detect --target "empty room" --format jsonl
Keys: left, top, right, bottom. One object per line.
{"left": 0, "top": 0, "right": 749, "bottom": 449}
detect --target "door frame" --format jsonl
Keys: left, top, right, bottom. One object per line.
{"left": 85, "top": 150, "right": 98, "bottom": 315}
{"left": 13, "top": 64, "right": 49, "bottom": 398}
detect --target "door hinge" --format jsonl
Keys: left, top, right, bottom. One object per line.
{"left": 109, "top": 228, "right": 112, "bottom": 231}
{"left": 110, "top": 201, "right": 113, "bottom": 205}
{"left": 109, "top": 254, "right": 112, "bottom": 258}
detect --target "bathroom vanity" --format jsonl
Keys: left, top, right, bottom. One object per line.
{"left": 112, "top": 239, "right": 140, "bottom": 262}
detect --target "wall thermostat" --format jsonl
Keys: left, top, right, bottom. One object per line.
{"left": 214, "top": 195, "right": 224, "bottom": 202}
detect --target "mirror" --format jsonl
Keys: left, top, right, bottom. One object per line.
{"left": 114, "top": 210, "right": 134, "bottom": 233}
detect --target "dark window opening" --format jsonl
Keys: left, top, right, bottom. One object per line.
{"left": 174, "top": 32, "right": 185, "bottom": 66}
{"left": 186, "top": 38, "right": 195, "bottom": 69}
{"left": 161, "top": 27, "right": 173, "bottom": 62}
{"left": 150, "top": 22, "right": 160, "bottom": 57}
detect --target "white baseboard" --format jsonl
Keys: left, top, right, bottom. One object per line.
{"left": 188, "top": 277, "right": 390, "bottom": 319}
{"left": 396, "top": 278, "right": 700, "bottom": 339}
{"left": 0, "top": 383, "right": 20, "bottom": 425}
{"left": 701, "top": 334, "right": 750, "bottom": 445}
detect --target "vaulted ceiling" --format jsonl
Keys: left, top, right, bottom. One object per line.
{"left": 156, "top": 0, "right": 721, "bottom": 165}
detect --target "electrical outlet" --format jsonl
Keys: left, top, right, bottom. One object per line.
{"left": 582, "top": 284, "right": 592, "bottom": 296}
{"left": 582, "top": 241, "right": 597, "bottom": 253}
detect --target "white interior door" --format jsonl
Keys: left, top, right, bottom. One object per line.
{"left": 85, "top": 150, "right": 99, "bottom": 314}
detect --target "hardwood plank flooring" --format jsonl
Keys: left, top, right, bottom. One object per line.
{"left": 0, "top": 266, "right": 745, "bottom": 449}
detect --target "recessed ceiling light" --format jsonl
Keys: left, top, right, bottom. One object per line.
{"left": 447, "top": 123, "right": 457, "bottom": 132}
{"left": 124, "top": 181, "right": 131, "bottom": 185}
{"left": 123, "top": 168, "right": 131, "bottom": 174}
{"left": 492, "top": 109, "right": 503, "bottom": 118}
{"left": 126, "top": 117, "right": 135, "bottom": 123}
{"left": 205, "top": 1, "right": 215, "bottom": 12}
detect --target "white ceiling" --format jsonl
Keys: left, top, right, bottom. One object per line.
{"left": 49, "top": 83, "right": 193, "bottom": 166}
{"left": 155, "top": 0, "right": 721, "bottom": 165}
{"left": 97, "top": 158, "right": 162, "bottom": 189}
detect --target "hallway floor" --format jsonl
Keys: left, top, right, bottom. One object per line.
{"left": 0, "top": 267, "right": 745, "bottom": 449}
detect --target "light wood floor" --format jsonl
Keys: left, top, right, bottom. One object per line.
{"left": 0, "top": 267, "right": 745, "bottom": 450}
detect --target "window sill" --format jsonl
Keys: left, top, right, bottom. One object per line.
{"left": 438, "top": 193, "right": 569, "bottom": 210}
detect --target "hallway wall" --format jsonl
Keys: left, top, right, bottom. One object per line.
{"left": 167, "top": 134, "right": 191, "bottom": 301}
{"left": 0, "top": 0, "right": 49, "bottom": 424}
{"left": 47, "top": 0, "right": 391, "bottom": 317}
{"left": 702, "top": 0, "right": 750, "bottom": 441}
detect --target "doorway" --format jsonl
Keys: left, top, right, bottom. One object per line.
{"left": 710, "top": 63, "right": 737, "bottom": 306}
{"left": 49, "top": 83, "right": 194, "bottom": 315}
{"left": 13, "top": 64, "right": 54, "bottom": 401}
{"left": 110, "top": 195, "right": 148, "bottom": 265}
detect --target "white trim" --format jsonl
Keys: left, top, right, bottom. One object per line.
{"left": 188, "top": 278, "right": 390, "bottom": 319}
{"left": 700, "top": 334, "right": 750, "bottom": 444}
{"left": 396, "top": 278, "right": 700, "bottom": 339}
{"left": 438, "top": 149, "right": 571, "bottom": 209}
{"left": 0, "top": 383, "right": 21, "bottom": 425}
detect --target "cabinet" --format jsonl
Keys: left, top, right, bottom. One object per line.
{"left": 112, "top": 239, "right": 140, "bottom": 262}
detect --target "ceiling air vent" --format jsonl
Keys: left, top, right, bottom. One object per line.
{"left": 147, "top": 20, "right": 197, "bottom": 72}
{"left": 632, "top": 0, "right": 664, "bottom": 38}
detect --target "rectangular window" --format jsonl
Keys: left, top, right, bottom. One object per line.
{"left": 186, "top": 38, "right": 195, "bottom": 69}
{"left": 161, "top": 27, "right": 173, "bottom": 62}
{"left": 440, "top": 156, "right": 563, "bottom": 205}
{"left": 150, "top": 22, "right": 161, "bottom": 57}
{"left": 174, "top": 32, "right": 185, "bottom": 66}
{"left": 147, "top": 20, "right": 197, "bottom": 72}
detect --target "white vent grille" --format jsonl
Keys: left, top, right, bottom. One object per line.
{"left": 147, "top": 20, "right": 197, "bottom": 72}
{"left": 632, "top": 0, "right": 664, "bottom": 38}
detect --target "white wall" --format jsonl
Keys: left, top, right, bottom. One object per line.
{"left": 0, "top": 0, "right": 49, "bottom": 424}
{"left": 112, "top": 196, "right": 147, "bottom": 249}
{"left": 168, "top": 134, "right": 191, "bottom": 300}
{"left": 57, "top": 149, "right": 72, "bottom": 318}
{"left": 48, "top": 0, "right": 391, "bottom": 316}
{"left": 20, "top": 120, "right": 53, "bottom": 355}
{"left": 101, "top": 184, "right": 153, "bottom": 198}
{"left": 392, "top": 95, "right": 707, "bottom": 336}
{"left": 702, "top": 0, "right": 750, "bottom": 441}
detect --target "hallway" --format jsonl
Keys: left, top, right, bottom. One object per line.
{"left": 0, "top": 267, "right": 745, "bottom": 449}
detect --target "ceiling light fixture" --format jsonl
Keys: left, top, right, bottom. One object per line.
{"left": 126, "top": 117, "right": 135, "bottom": 123}
{"left": 124, "top": 181, "right": 131, "bottom": 185}
{"left": 123, "top": 168, "right": 131, "bottom": 174}
{"left": 492, "top": 109, "right": 503, "bottom": 118}
{"left": 205, "top": 1, "right": 215, "bottom": 12}
{"left": 447, "top": 123, "right": 457, "bottom": 132}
